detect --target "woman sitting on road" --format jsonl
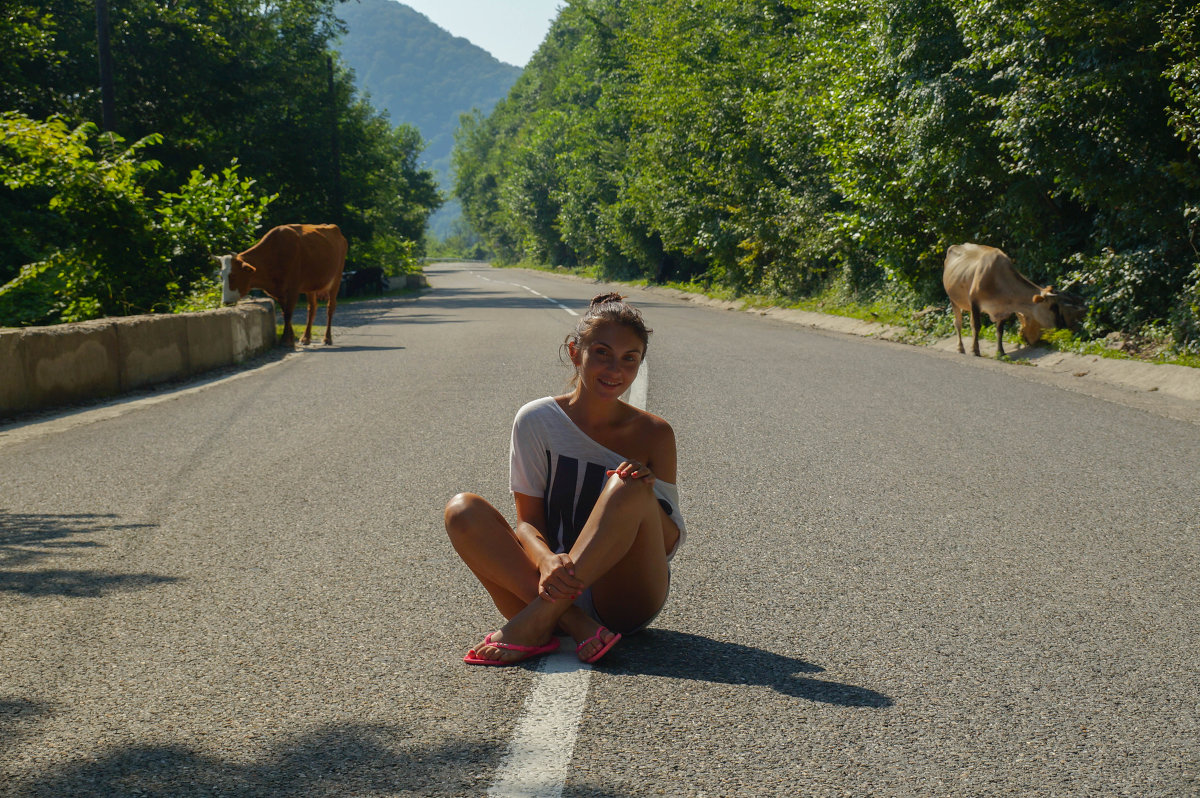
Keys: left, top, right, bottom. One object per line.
{"left": 444, "top": 293, "right": 685, "bottom": 665}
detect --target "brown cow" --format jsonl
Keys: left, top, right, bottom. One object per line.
{"left": 218, "top": 224, "right": 347, "bottom": 346}
{"left": 943, "top": 243, "right": 1079, "bottom": 358}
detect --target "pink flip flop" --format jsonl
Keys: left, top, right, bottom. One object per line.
{"left": 463, "top": 632, "right": 561, "bottom": 666}
{"left": 576, "top": 626, "right": 622, "bottom": 664}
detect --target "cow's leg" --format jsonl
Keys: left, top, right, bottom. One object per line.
{"left": 969, "top": 301, "right": 982, "bottom": 356}
{"left": 951, "top": 304, "right": 965, "bottom": 353}
{"left": 280, "top": 296, "right": 298, "bottom": 347}
{"left": 301, "top": 293, "right": 317, "bottom": 345}
{"left": 323, "top": 289, "right": 337, "bottom": 345}
{"left": 995, "top": 315, "right": 1007, "bottom": 358}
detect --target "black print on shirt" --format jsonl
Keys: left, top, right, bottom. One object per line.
{"left": 544, "top": 451, "right": 607, "bottom": 552}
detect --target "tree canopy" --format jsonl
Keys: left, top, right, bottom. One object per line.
{"left": 454, "top": 0, "right": 1200, "bottom": 351}
{"left": 1, "top": 0, "right": 440, "bottom": 326}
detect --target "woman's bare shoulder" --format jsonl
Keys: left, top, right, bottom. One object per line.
{"left": 623, "top": 403, "right": 673, "bottom": 437}
{"left": 630, "top": 408, "right": 677, "bottom": 478}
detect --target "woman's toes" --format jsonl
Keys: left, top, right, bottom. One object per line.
{"left": 575, "top": 627, "right": 613, "bottom": 661}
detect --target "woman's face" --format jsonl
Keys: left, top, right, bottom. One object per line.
{"left": 571, "top": 321, "right": 645, "bottom": 399}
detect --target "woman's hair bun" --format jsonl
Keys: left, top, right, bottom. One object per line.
{"left": 589, "top": 292, "right": 625, "bottom": 308}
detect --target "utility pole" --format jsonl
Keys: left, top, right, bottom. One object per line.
{"left": 94, "top": 0, "right": 116, "bottom": 132}
{"left": 326, "top": 55, "right": 343, "bottom": 226}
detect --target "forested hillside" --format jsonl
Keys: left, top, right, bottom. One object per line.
{"left": 1, "top": 0, "right": 439, "bottom": 327}
{"left": 335, "top": 0, "right": 522, "bottom": 193}
{"left": 455, "top": 0, "right": 1200, "bottom": 354}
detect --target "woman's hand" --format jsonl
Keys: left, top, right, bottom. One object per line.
{"left": 607, "top": 460, "right": 656, "bottom": 486}
{"left": 538, "top": 552, "right": 584, "bottom": 602}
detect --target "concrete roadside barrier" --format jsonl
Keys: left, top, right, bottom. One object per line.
{"left": 117, "top": 314, "right": 190, "bottom": 390}
{"left": 0, "top": 329, "right": 28, "bottom": 413}
{"left": 186, "top": 308, "right": 236, "bottom": 375}
{"left": 1, "top": 299, "right": 275, "bottom": 419}
{"left": 15, "top": 319, "right": 121, "bottom": 413}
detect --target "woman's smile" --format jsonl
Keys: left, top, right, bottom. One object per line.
{"left": 574, "top": 321, "right": 645, "bottom": 398}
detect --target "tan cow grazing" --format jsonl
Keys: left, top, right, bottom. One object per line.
{"left": 943, "top": 243, "right": 1076, "bottom": 358}
{"left": 218, "top": 224, "right": 347, "bottom": 346}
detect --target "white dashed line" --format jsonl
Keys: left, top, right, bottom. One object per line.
{"left": 485, "top": 317, "right": 649, "bottom": 797}
{"left": 487, "top": 653, "right": 591, "bottom": 798}
{"left": 475, "top": 273, "right": 579, "bottom": 317}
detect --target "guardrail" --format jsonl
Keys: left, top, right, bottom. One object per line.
{"left": 1, "top": 299, "right": 276, "bottom": 419}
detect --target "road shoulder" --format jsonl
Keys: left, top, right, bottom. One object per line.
{"left": 512, "top": 268, "right": 1200, "bottom": 426}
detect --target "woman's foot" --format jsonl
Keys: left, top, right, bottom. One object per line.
{"left": 464, "top": 631, "right": 559, "bottom": 666}
{"left": 559, "top": 611, "right": 621, "bottom": 663}
{"left": 574, "top": 626, "right": 621, "bottom": 664}
{"left": 466, "top": 600, "right": 560, "bottom": 664}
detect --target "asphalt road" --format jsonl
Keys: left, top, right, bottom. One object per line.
{"left": 2, "top": 262, "right": 1198, "bottom": 797}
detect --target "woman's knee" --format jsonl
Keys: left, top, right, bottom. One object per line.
{"left": 601, "top": 474, "right": 657, "bottom": 514}
{"left": 444, "top": 492, "right": 490, "bottom": 537}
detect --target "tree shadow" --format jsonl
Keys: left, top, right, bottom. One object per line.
{"left": 0, "top": 510, "right": 176, "bottom": 598}
{"left": 9, "top": 721, "right": 497, "bottom": 798}
{"left": 305, "top": 344, "right": 407, "bottom": 353}
{"left": 608, "top": 629, "right": 893, "bottom": 708}
{"left": 416, "top": 288, "right": 565, "bottom": 314}
{"left": 0, "top": 698, "right": 52, "bottom": 760}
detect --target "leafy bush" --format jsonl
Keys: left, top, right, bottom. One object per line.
{"left": 354, "top": 233, "right": 419, "bottom": 277}
{"left": 0, "top": 113, "right": 272, "bottom": 327}
{"left": 3, "top": 0, "right": 439, "bottom": 319}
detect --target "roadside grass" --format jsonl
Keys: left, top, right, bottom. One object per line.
{"left": 495, "top": 261, "right": 1200, "bottom": 370}
{"left": 1039, "top": 328, "right": 1200, "bottom": 369}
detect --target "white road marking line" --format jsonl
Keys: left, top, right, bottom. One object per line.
{"left": 487, "top": 361, "right": 649, "bottom": 798}
{"left": 473, "top": 273, "right": 579, "bottom": 317}
{"left": 487, "top": 648, "right": 591, "bottom": 798}
{"left": 621, "top": 362, "right": 649, "bottom": 409}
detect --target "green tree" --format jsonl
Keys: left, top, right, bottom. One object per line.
{"left": 454, "top": 0, "right": 1200, "bottom": 349}
{"left": 0, "top": 113, "right": 271, "bottom": 326}
{"left": 1, "top": 0, "right": 440, "bottom": 320}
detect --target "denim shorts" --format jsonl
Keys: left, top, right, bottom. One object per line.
{"left": 572, "top": 571, "right": 671, "bottom": 635}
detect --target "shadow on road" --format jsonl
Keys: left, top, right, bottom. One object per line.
{"left": 7, "top": 722, "right": 495, "bottom": 798}
{"left": 306, "top": 344, "right": 407, "bottom": 354}
{"left": 416, "top": 283, "right": 679, "bottom": 316}
{"left": 611, "top": 629, "right": 893, "bottom": 708}
{"left": 0, "top": 510, "right": 176, "bottom": 598}
{"left": 0, "top": 698, "right": 52, "bottom": 763}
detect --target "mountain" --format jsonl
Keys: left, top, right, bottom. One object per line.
{"left": 334, "top": 0, "right": 524, "bottom": 237}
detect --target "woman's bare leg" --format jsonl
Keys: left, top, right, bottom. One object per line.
{"left": 469, "top": 475, "right": 669, "bottom": 661}
{"left": 573, "top": 475, "right": 670, "bottom": 638}
{"left": 444, "top": 493, "right": 605, "bottom": 662}
{"left": 444, "top": 492, "right": 537, "bottom": 618}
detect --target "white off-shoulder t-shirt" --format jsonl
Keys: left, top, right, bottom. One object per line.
{"left": 509, "top": 397, "right": 685, "bottom": 560}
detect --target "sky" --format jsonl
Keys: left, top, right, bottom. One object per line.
{"left": 393, "top": 0, "right": 566, "bottom": 67}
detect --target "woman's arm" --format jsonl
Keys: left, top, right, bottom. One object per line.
{"left": 645, "top": 417, "right": 682, "bottom": 553}
{"left": 512, "top": 493, "right": 554, "bottom": 559}
{"left": 514, "top": 492, "right": 584, "bottom": 601}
